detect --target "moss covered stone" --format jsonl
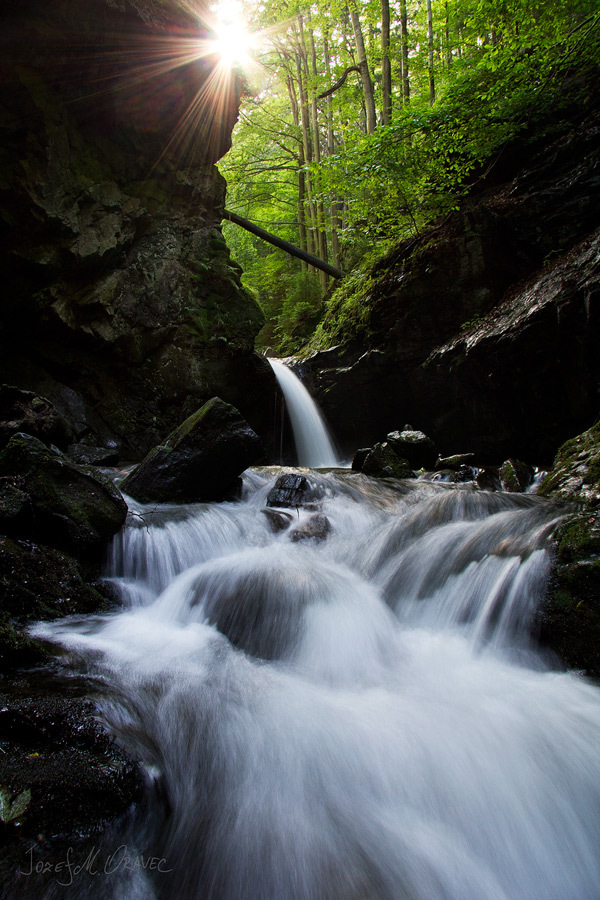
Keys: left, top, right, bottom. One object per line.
{"left": 538, "top": 425, "right": 600, "bottom": 678}
{"left": 538, "top": 422, "right": 600, "bottom": 504}
{"left": 122, "top": 397, "right": 265, "bottom": 504}
{"left": 0, "top": 433, "right": 127, "bottom": 556}
{"left": 361, "top": 443, "right": 414, "bottom": 479}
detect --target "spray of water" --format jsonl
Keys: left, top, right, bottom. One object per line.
{"left": 31, "top": 471, "right": 600, "bottom": 900}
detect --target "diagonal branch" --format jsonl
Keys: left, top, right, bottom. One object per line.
{"left": 318, "top": 65, "right": 361, "bottom": 99}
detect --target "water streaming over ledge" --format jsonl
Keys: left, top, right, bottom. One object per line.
{"left": 269, "top": 359, "right": 339, "bottom": 467}
{"left": 30, "top": 469, "right": 600, "bottom": 900}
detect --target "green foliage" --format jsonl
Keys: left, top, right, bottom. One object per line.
{"left": 219, "top": 0, "right": 600, "bottom": 351}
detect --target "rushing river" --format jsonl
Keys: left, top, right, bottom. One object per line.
{"left": 32, "top": 468, "right": 600, "bottom": 900}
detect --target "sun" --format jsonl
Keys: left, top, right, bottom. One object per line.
{"left": 212, "top": 1, "right": 254, "bottom": 69}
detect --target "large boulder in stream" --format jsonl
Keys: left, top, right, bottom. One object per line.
{"left": 537, "top": 423, "right": 600, "bottom": 678}
{"left": 386, "top": 428, "right": 438, "bottom": 470}
{"left": 360, "top": 443, "right": 414, "bottom": 479}
{"left": 0, "top": 432, "right": 127, "bottom": 556}
{"left": 122, "top": 397, "right": 265, "bottom": 504}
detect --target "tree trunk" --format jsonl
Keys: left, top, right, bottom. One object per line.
{"left": 381, "top": 0, "right": 392, "bottom": 125}
{"left": 399, "top": 0, "right": 410, "bottom": 102}
{"left": 285, "top": 73, "right": 308, "bottom": 271}
{"left": 293, "top": 21, "right": 318, "bottom": 258}
{"left": 307, "top": 14, "right": 329, "bottom": 290}
{"left": 348, "top": 1, "right": 377, "bottom": 133}
{"left": 323, "top": 33, "right": 341, "bottom": 270}
{"left": 445, "top": 0, "right": 452, "bottom": 68}
{"left": 427, "top": 0, "right": 435, "bottom": 105}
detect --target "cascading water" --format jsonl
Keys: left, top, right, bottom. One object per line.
{"left": 29, "top": 470, "right": 600, "bottom": 900}
{"left": 269, "top": 359, "right": 339, "bottom": 467}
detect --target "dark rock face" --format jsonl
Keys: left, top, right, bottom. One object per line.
{"left": 0, "top": 684, "right": 143, "bottom": 892}
{"left": 0, "top": 0, "right": 277, "bottom": 459}
{"left": 0, "top": 386, "right": 73, "bottom": 450}
{"left": 0, "top": 433, "right": 127, "bottom": 556}
{"left": 297, "top": 106, "right": 600, "bottom": 462}
{"left": 122, "top": 397, "right": 265, "bottom": 504}
{"left": 0, "top": 535, "right": 114, "bottom": 672}
{"left": 537, "top": 423, "right": 600, "bottom": 678}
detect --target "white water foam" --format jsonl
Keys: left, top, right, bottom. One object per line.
{"left": 31, "top": 472, "right": 600, "bottom": 900}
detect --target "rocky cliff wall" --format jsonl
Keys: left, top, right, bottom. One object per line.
{"left": 298, "top": 98, "right": 600, "bottom": 464}
{"left": 0, "top": 0, "right": 276, "bottom": 459}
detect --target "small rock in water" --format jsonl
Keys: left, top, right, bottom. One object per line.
{"left": 499, "top": 458, "right": 535, "bottom": 492}
{"left": 289, "top": 514, "right": 331, "bottom": 542}
{"left": 266, "top": 473, "right": 326, "bottom": 508}
{"left": 435, "top": 452, "right": 476, "bottom": 471}
{"left": 262, "top": 508, "right": 293, "bottom": 532}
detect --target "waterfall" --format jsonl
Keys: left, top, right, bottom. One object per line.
{"left": 31, "top": 473, "right": 600, "bottom": 900}
{"left": 269, "top": 358, "right": 339, "bottom": 467}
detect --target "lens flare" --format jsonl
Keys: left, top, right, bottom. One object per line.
{"left": 214, "top": 19, "right": 253, "bottom": 68}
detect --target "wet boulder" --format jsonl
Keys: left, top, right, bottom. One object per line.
{"left": 0, "top": 386, "right": 73, "bottom": 450}
{"left": 476, "top": 467, "right": 502, "bottom": 491}
{"left": 0, "top": 688, "right": 143, "bottom": 849}
{"left": 0, "top": 535, "right": 116, "bottom": 672}
{"left": 537, "top": 423, "right": 600, "bottom": 678}
{"left": 290, "top": 514, "right": 331, "bottom": 543}
{"left": 67, "top": 443, "right": 120, "bottom": 466}
{"left": 0, "top": 476, "right": 32, "bottom": 538}
{"left": 351, "top": 448, "right": 371, "bottom": 472}
{"left": 499, "top": 459, "right": 535, "bottom": 493}
{"left": 435, "top": 453, "right": 476, "bottom": 471}
{"left": 361, "top": 443, "right": 414, "bottom": 479}
{"left": 122, "top": 397, "right": 265, "bottom": 504}
{"left": 0, "top": 433, "right": 127, "bottom": 556}
{"left": 266, "top": 473, "right": 326, "bottom": 508}
{"left": 262, "top": 508, "right": 293, "bottom": 532}
{"left": 386, "top": 428, "right": 438, "bottom": 470}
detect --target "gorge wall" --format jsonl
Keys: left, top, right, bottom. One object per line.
{"left": 0, "top": 0, "right": 276, "bottom": 459}
{"left": 297, "top": 94, "right": 600, "bottom": 465}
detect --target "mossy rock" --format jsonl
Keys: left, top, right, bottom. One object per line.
{"left": 361, "top": 443, "right": 413, "bottom": 479}
{"left": 538, "top": 422, "right": 600, "bottom": 504}
{"left": 122, "top": 397, "right": 265, "bottom": 504}
{"left": 499, "top": 458, "right": 535, "bottom": 493}
{"left": 386, "top": 428, "right": 438, "bottom": 470}
{"left": 0, "top": 433, "right": 127, "bottom": 556}
{"left": 538, "top": 425, "right": 600, "bottom": 677}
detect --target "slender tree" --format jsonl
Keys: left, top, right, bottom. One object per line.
{"left": 381, "top": 0, "right": 392, "bottom": 124}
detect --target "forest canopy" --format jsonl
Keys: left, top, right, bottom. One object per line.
{"left": 218, "top": 0, "right": 600, "bottom": 354}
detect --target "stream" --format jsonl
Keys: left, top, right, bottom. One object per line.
{"left": 32, "top": 466, "right": 600, "bottom": 900}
